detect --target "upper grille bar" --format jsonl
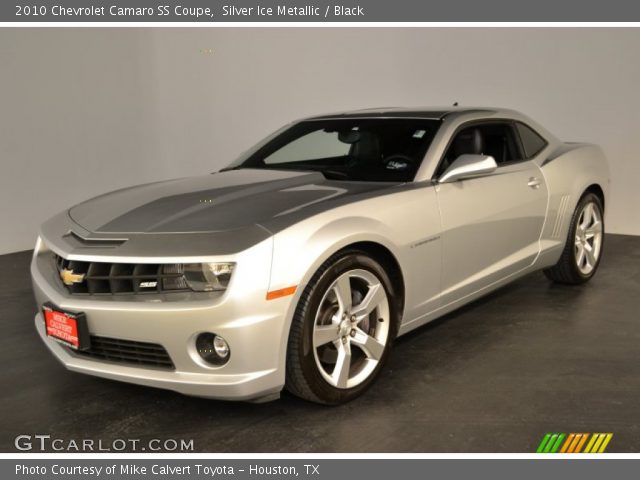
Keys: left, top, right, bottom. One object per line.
{"left": 54, "top": 254, "right": 189, "bottom": 295}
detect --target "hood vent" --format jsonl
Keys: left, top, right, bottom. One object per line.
{"left": 64, "top": 231, "right": 127, "bottom": 249}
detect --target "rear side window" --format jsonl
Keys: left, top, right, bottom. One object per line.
{"left": 516, "top": 122, "right": 547, "bottom": 159}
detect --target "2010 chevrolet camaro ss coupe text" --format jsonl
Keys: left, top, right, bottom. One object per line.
{"left": 31, "top": 107, "right": 609, "bottom": 404}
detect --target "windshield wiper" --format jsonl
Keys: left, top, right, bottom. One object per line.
{"left": 219, "top": 166, "right": 244, "bottom": 172}
{"left": 321, "top": 170, "right": 350, "bottom": 180}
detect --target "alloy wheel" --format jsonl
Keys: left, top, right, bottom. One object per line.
{"left": 574, "top": 201, "right": 603, "bottom": 275}
{"left": 312, "top": 269, "right": 390, "bottom": 389}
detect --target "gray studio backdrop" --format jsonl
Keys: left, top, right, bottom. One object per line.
{"left": 1, "top": 28, "right": 639, "bottom": 254}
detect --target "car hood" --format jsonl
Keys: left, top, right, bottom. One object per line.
{"left": 69, "top": 169, "right": 399, "bottom": 234}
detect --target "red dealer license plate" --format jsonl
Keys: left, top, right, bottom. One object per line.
{"left": 43, "top": 303, "right": 90, "bottom": 350}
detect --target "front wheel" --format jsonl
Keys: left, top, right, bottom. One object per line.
{"left": 285, "top": 251, "right": 399, "bottom": 404}
{"left": 544, "top": 193, "right": 604, "bottom": 284}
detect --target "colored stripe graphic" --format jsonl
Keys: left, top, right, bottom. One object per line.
{"left": 537, "top": 433, "right": 613, "bottom": 453}
{"left": 584, "top": 433, "right": 613, "bottom": 453}
{"left": 550, "top": 433, "right": 566, "bottom": 453}
{"left": 544, "top": 434, "right": 558, "bottom": 453}
{"left": 536, "top": 433, "right": 566, "bottom": 453}
{"left": 536, "top": 433, "right": 552, "bottom": 453}
{"left": 559, "top": 433, "right": 575, "bottom": 453}
{"left": 567, "top": 433, "right": 581, "bottom": 453}
{"left": 574, "top": 433, "right": 589, "bottom": 453}
{"left": 598, "top": 433, "right": 613, "bottom": 453}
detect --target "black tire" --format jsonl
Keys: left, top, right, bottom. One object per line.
{"left": 285, "top": 250, "right": 400, "bottom": 405}
{"left": 544, "top": 192, "right": 604, "bottom": 284}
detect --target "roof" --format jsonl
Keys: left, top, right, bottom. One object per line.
{"left": 303, "top": 106, "right": 497, "bottom": 121}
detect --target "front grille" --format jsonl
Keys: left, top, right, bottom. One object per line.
{"left": 54, "top": 255, "right": 189, "bottom": 295}
{"left": 73, "top": 336, "right": 175, "bottom": 370}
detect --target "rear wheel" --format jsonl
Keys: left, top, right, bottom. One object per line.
{"left": 285, "top": 251, "right": 399, "bottom": 404}
{"left": 544, "top": 193, "right": 604, "bottom": 284}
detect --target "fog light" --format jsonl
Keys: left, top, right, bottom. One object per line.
{"left": 196, "top": 333, "right": 230, "bottom": 366}
{"left": 213, "top": 335, "right": 230, "bottom": 358}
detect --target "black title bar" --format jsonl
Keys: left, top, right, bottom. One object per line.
{"left": 4, "top": 0, "right": 640, "bottom": 22}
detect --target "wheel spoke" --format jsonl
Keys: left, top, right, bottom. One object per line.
{"left": 581, "top": 203, "right": 594, "bottom": 229}
{"left": 351, "top": 328, "right": 385, "bottom": 361}
{"left": 314, "top": 325, "right": 340, "bottom": 347}
{"left": 576, "top": 243, "right": 586, "bottom": 267}
{"left": 589, "top": 203, "right": 597, "bottom": 226}
{"left": 585, "top": 220, "right": 602, "bottom": 239}
{"left": 578, "top": 212, "right": 587, "bottom": 230}
{"left": 584, "top": 242, "right": 596, "bottom": 267}
{"left": 333, "top": 275, "right": 352, "bottom": 313}
{"left": 352, "top": 283, "right": 385, "bottom": 320}
{"left": 332, "top": 342, "right": 351, "bottom": 388}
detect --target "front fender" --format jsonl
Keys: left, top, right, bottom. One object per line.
{"left": 272, "top": 215, "right": 399, "bottom": 294}
{"left": 266, "top": 185, "right": 442, "bottom": 373}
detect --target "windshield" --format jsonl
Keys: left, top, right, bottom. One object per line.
{"left": 228, "top": 118, "right": 440, "bottom": 182}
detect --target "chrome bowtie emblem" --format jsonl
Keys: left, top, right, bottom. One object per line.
{"left": 60, "top": 268, "right": 85, "bottom": 286}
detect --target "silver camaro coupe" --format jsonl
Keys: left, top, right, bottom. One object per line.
{"left": 31, "top": 107, "right": 609, "bottom": 404}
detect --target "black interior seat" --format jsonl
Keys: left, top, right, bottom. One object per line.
{"left": 452, "top": 128, "right": 484, "bottom": 157}
{"left": 440, "top": 128, "right": 484, "bottom": 173}
{"left": 350, "top": 131, "right": 381, "bottom": 165}
{"left": 483, "top": 134, "right": 507, "bottom": 163}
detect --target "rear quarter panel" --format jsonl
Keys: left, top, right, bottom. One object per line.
{"left": 537, "top": 143, "right": 610, "bottom": 267}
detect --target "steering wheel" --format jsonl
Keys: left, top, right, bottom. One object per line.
{"left": 382, "top": 154, "right": 415, "bottom": 170}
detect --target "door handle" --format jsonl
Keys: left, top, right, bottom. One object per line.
{"left": 527, "top": 177, "right": 542, "bottom": 189}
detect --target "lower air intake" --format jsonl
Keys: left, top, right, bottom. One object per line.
{"left": 73, "top": 336, "right": 175, "bottom": 370}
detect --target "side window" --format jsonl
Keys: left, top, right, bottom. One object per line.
{"left": 264, "top": 130, "right": 349, "bottom": 164}
{"left": 516, "top": 122, "right": 547, "bottom": 159}
{"left": 439, "top": 122, "right": 522, "bottom": 176}
{"left": 476, "top": 123, "right": 521, "bottom": 165}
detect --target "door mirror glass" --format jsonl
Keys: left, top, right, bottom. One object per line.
{"left": 438, "top": 154, "right": 498, "bottom": 183}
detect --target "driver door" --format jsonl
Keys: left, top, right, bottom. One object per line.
{"left": 435, "top": 122, "right": 548, "bottom": 306}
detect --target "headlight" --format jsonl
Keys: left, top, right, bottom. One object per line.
{"left": 182, "top": 262, "right": 235, "bottom": 292}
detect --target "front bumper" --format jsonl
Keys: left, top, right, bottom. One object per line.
{"left": 34, "top": 313, "right": 282, "bottom": 400}
{"left": 31, "top": 233, "right": 293, "bottom": 402}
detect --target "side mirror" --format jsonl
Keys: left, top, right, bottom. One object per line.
{"left": 438, "top": 154, "right": 498, "bottom": 183}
